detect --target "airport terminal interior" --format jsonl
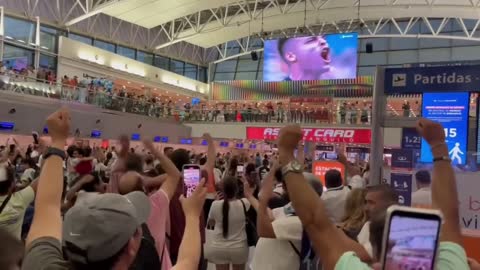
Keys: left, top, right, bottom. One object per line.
{"left": 0, "top": 0, "right": 479, "bottom": 270}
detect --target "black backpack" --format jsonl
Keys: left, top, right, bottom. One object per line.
{"left": 130, "top": 223, "right": 161, "bottom": 270}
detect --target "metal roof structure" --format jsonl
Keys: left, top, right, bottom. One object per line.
{"left": 3, "top": 0, "right": 480, "bottom": 64}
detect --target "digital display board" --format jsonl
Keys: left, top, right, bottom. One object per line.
{"left": 420, "top": 92, "right": 469, "bottom": 165}
{"left": 180, "top": 139, "right": 192, "bottom": 145}
{"left": 43, "top": 126, "right": 49, "bottom": 134}
{"left": 201, "top": 140, "right": 208, "bottom": 146}
{"left": 154, "top": 136, "right": 161, "bottom": 143}
{"left": 0, "top": 121, "right": 15, "bottom": 130}
{"left": 249, "top": 144, "right": 256, "bottom": 149}
{"left": 263, "top": 33, "right": 358, "bottom": 82}
{"left": 236, "top": 143, "right": 244, "bottom": 149}
{"left": 131, "top": 133, "right": 141, "bottom": 141}
{"left": 220, "top": 141, "right": 229, "bottom": 147}
{"left": 91, "top": 130, "right": 102, "bottom": 138}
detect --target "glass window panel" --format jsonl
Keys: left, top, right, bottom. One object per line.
{"left": 359, "top": 52, "right": 387, "bottom": 66}
{"left": 389, "top": 37, "right": 418, "bottom": 50}
{"left": 136, "top": 51, "right": 153, "bottom": 65}
{"left": 40, "top": 30, "right": 57, "bottom": 52}
{"left": 39, "top": 54, "right": 57, "bottom": 73}
{"left": 419, "top": 48, "right": 451, "bottom": 62}
{"left": 237, "top": 59, "right": 259, "bottom": 72}
{"left": 216, "top": 60, "right": 237, "bottom": 72}
{"left": 419, "top": 38, "right": 450, "bottom": 48}
{"left": 388, "top": 50, "right": 417, "bottom": 65}
{"left": 184, "top": 63, "right": 197, "bottom": 80}
{"left": 235, "top": 72, "right": 257, "bottom": 80}
{"left": 170, "top": 60, "right": 184, "bottom": 74}
{"left": 198, "top": 67, "right": 207, "bottom": 82}
{"left": 360, "top": 38, "right": 388, "bottom": 52}
{"left": 117, "top": 45, "right": 136, "bottom": 59}
{"left": 452, "top": 46, "right": 480, "bottom": 61}
{"left": 451, "top": 32, "right": 479, "bottom": 46}
{"left": 69, "top": 33, "right": 92, "bottom": 45}
{"left": 257, "top": 71, "right": 263, "bottom": 80}
{"left": 3, "top": 44, "right": 35, "bottom": 71}
{"left": 214, "top": 72, "right": 235, "bottom": 81}
{"left": 154, "top": 55, "right": 169, "bottom": 70}
{"left": 4, "top": 16, "right": 35, "bottom": 45}
{"left": 94, "top": 40, "right": 115, "bottom": 52}
{"left": 358, "top": 66, "right": 376, "bottom": 76}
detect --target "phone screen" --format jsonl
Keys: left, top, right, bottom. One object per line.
{"left": 237, "top": 165, "right": 244, "bottom": 173}
{"left": 183, "top": 165, "right": 201, "bottom": 197}
{"left": 383, "top": 213, "right": 441, "bottom": 270}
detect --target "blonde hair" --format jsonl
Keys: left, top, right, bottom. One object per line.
{"left": 340, "top": 188, "right": 368, "bottom": 232}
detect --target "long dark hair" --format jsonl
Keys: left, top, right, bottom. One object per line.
{"left": 227, "top": 158, "right": 239, "bottom": 176}
{"left": 222, "top": 176, "right": 238, "bottom": 238}
{"left": 104, "top": 152, "right": 113, "bottom": 166}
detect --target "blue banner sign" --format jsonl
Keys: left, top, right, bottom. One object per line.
{"left": 391, "top": 149, "right": 414, "bottom": 169}
{"left": 420, "top": 92, "right": 469, "bottom": 165}
{"left": 390, "top": 173, "right": 413, "bottom": 206}
{"left": 401, "top": 128, "right": 421, "bottom": 149}
{"left": 385, "top": 65, "right": 480, "bottom": 93}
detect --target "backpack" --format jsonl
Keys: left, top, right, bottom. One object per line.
{"left": 130, "top": 223, "right": 161, "bottom": 270}
{"left": 290, "top": 230, "right": 322, "bottom": 270}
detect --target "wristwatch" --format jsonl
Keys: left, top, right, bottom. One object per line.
{"left": 44, "top": 147, "right": 66, "bottom": 160}
{"left": 281, "top": 159, "right": 303, "bottom": 180}
{"left": 433, "top": 156, "right": 451, "bottom": 163}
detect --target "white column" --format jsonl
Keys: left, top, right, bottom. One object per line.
{"left": 370, "top": 67, "right": 387, "bottom": 185}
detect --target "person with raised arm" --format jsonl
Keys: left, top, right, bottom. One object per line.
{"left": 275, "top": 121, "right": 469, "bottom": 270}
{"left": 172, "top": 180, "right": 207, "bottom": 270}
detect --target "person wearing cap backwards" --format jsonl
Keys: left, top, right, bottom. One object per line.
{"left": 22, "top": 108, "right": 208, "bottom": 270}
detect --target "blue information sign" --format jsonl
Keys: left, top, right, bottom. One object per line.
{"left": 401, "top": 128, "right": 421, "bottom": 149}
{"left": 385, "top": 65, "right": 480, "bottom": 93}
{"left": 390, "top": 173, "right": 413, "bottom": 206}
{"left": 420, "top": 92, "right": 469, "bottom": 165}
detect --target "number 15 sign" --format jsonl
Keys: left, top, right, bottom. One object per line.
{"left": 420, "top": 92, "right": 469, "bottom": 165}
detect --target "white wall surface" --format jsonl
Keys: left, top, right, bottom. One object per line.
{"left": 0, "top": 91, "right": 191, "bottom": 141}
{"left": 58, "top": 37, "right": 209, "bottom": 96}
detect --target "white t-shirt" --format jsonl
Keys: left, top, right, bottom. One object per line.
{"left": 20, "top": 168, "right": 36, "bottom": 185}
{"left": 321, "top": 186, "right": 351, "bottom": 224}
{"left": 412, "top": 187, "right": 432, "bottom": 207}
{"left": 207, "top": 198, "right": 250, "bottom": 249}
{"left": 357, "top": 221, "right": 372, "bottom": 257}
{"left": 252, "top": 203, "right": 302, "bottom": 270}
{"left": 0, "top": 186, "right": 35, "bottom": 239}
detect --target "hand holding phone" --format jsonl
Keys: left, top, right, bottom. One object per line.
{"left": 381, "top": 206, "right": 442, "bottom": 270}
{"left": 182, "top": 164, "right": 201, "bottom": 197}
{"left": 237, "top": 164, "right": 244, "bottom": 173}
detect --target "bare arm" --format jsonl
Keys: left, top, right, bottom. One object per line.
{"left": 278, "top": 126, "right": 369, "bottom": 270}
{"left": 418, "top": 119, "right": 463, "bottom": 245}
{"left": 203, "top": 133, "right": 215, "bottom": 170}
{"left": 26, "top": 108, "right": 70, "bottom": 247}
{"left": 142, "top": 174, "right": 167, "bottom": 189}
{"left": 143, "top": 139, "right": 181, "bottom": 199}
{"left": 172, "top": 180, "right": 207, "bottom": 270}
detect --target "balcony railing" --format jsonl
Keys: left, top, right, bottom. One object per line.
{"left": 0, "top": 72, "right": 419, "bottom": 125}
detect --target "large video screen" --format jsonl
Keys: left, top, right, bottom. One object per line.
{"left": 420, "top": 92, "right": 469, "bottom": 165}
{"left": 263, "top": 33, "right": 358, "bottom": 82}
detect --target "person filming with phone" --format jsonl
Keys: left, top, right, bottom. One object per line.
{"left": 273, "top": 119, "right": 469, "bottom": 270}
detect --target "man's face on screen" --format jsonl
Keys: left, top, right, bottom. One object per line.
{"left": 283, "top": 36, "right": 331, "bottom": 74}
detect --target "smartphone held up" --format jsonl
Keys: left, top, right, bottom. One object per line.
{"left": 381, "top": 206, "right": 442, "bottom": 270}
{"left": 182, "top": 164, "right": 201, "bottom": 197}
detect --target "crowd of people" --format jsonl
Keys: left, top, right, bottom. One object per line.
{"left": 0, "top": 107, "right": 477, "bottom": 270}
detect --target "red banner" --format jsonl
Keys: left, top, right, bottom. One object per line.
{"left": 246, "top": 127, "right": 371, "bottom": 144}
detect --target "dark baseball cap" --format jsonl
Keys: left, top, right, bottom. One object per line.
{"left": 62, "top": 191, "right": 151, "bottom": 264}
